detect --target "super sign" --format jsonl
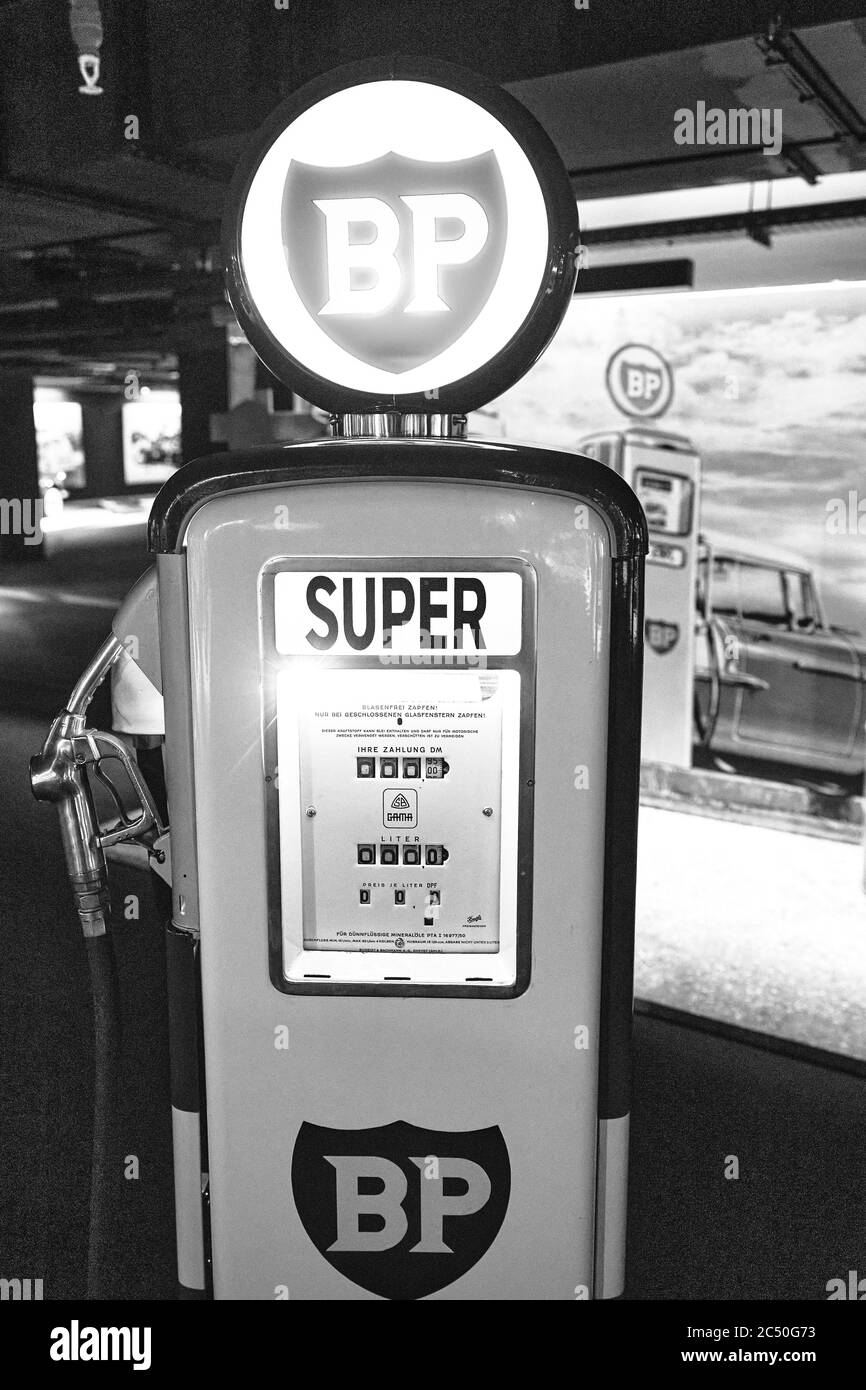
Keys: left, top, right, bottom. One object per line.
{"left": 272, "top": 569, "right": 524, "bottom": 656}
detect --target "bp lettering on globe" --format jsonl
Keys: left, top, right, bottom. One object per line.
{"left": 224, "top": 56, "right": 580, "bottom": 410}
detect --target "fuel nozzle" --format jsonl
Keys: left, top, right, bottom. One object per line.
{"left": 31, "top": 631, "right": 166, "bottom": 940}
{"left": 31, "top": 710, "right": 113, "bottom": 938}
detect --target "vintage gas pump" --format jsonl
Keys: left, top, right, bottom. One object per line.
{"left": 32, "top": 56, "right": 646, "bottom": 1301}
{"left": 579, "top": 403, "right": 700, "bottom": 767}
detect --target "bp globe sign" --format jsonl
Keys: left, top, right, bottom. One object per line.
{"left": 225, "top": 56, "right": 581, "bottom": 412}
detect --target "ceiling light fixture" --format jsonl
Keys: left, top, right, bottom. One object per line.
{"left": 69, "top": 0, "right": 104, "bottom": 97}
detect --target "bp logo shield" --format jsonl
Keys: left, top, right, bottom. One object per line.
{"left": 282, "top": 152, "right": 507, "bottom": 373}
{"left": 606, "top": 343, "right": 674, "bottom": 418}
{"left": 291, "top": 1120, "right": 510, "bottom": 1299}
{"left": 620, "top": 358, "right": 664, "bottom": 411}
{"left": 646, "top": 619, "right": 680, "bottom": 654}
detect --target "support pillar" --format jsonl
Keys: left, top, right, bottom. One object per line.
{"left": 177, "top": 330, "right": 228, "bottom": 465}
{"left": 81, "top": 396, "right": 125, "bottom": 496}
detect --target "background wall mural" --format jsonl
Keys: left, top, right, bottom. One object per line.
{"left": 489, "top": 281, "right": 866, "bottom": 632}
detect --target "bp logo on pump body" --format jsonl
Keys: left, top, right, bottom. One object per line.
{"left": 284, "top": 152, "right": 507, "bottom": 372}
{"left": 646, "top": 619, "right": 680, "bottom": 654}
{"left": 291, "top": 1120, "right": 511, "bottom": 1299}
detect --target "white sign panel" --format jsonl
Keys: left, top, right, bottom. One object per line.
{"left": 273, "top": 570, "right": 523, "bottom": 656}
{"left": 275, "top": 667, "right": 521, "bottom": 980}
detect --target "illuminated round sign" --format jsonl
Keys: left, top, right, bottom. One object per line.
{"left": 224, "top": 56, "right": 580, "bottom": 413}
{"left": 606, "top": 344, "right": 674, "bottom": 419}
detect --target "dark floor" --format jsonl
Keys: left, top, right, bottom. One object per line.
{"left": 1, "top": 523, "right": 864, "bottom": 1300}
{"left": 627, "top": 1013, "right": 866, "bottom": 1299}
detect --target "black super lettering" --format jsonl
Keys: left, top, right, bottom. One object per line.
{"left": 343, "top": 576, "right": 376, "bottom": 651}
{"left": 453, "top": 578, "right": 487, "bottom": 649}
{"left": 305, "top": 576, "right": 338, "bottom": 650}
{"left": 381, "top": 577, "right": 415, "bottom": 648}
{"left": 419, "top": 577, "right": 448, "bottom": 650}
{"left": 303, "top": 571, "right": 497, "bottom": 654}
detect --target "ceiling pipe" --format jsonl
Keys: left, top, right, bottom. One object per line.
{"left": 581, "top": 196, "right": 866, "bottom": 247}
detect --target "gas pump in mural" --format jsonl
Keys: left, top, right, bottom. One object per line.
{"left": 579, "top": 343, "right": 701, "bottom": 768}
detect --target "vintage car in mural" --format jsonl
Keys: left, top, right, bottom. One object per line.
{"left": 694, "top": 533, "right": 866, "bottom": 786}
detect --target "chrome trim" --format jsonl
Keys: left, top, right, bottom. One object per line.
{"left": 594, "top": 1115, "right": 630, "bottom": 1299}
{"left": 157, "top": 553, "right": 201, "bottom": 935}
{"left": 793, "top": 659, "right": 863, "bottom": 681}
{"left": 171, "top": 1106, "right": 207, "bottom": 1291}
{"left": 719, "top": 671, "right": 770, "bottom": 692}
{"left": 329, "top": 412, "right": 468, "bottom": 440}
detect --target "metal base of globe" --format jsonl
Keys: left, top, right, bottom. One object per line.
{"left": 330, "top": 412, "right": 468, "bottom": 440}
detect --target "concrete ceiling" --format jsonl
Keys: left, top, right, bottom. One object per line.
{"left": 0, "top": 1, "right": 864, "bottom": 370}
{"left": 510, "top": 20, "right": 866, "bottom": 197}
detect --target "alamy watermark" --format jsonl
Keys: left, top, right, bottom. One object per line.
{"left": 0, "top": 497, "right": 44, "bottom": 545}
{"left": 0, "top": 1276, "right": 43, "bottom": 1300}
{"left": 50, "top": 1321, "right": 151, "bottom": 1370}
{"left": 826, "top": 491, "right": 866, "bottom": 535}
{"left": 674, "top": 102, "right": 783, "bottom": 157}
{"left": 827, "top": 1269, "right": 866, "bottom": 1299}
{"left": 378, "top": 628, "right": 487, "bottom": 669}
{"left": 379, "top": 646, "right": 486, "bottom": 670}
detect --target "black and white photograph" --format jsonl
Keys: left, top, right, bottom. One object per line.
{"left": 1, "top": 0, "right": 865, "bottom": 1362}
